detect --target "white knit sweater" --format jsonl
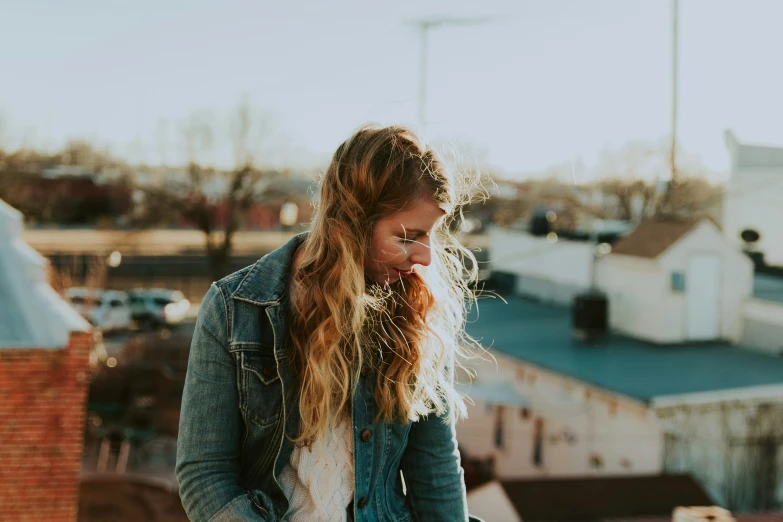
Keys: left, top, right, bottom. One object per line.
{"left": 279, "top": 418, "right": 355, "bottom": 521}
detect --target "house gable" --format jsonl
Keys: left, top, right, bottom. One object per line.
{"left": 659, "top": 219, "right": 749, "bottom": 269}
{"left": 610, "top": 217, "right": 704, "bottom": 260}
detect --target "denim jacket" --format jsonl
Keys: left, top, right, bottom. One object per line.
{"left": 176, "top": 233, "right": 477, "bottom": 522}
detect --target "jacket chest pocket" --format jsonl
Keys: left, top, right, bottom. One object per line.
{"left": 238, "top": 351, "right": 283, "bottom": 431}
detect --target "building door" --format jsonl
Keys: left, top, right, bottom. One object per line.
{"left": 685, "top": 254, "right": 721, "bottom": 341}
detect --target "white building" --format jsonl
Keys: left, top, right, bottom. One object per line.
{"left": 723, "top": 131, "right": 783, "bottom": 266}
{"left": 743, "top": 294, "right": 783, "bottom": 356}
{"left": 458, "top": 349, "right": 664, "bottom": 480}
{"left": 488, "top": 226, "right": 594, "bottom": 306}
{"left": 489, "top": 222, "right": 778, "bottom": 353}
{"left": 600, "top": 216, "right": 753, "bottom": 344}
{"left": 461, "top": 294, "right": 783, "bottom": 511}
{"left": 462, "top": 223, "right": 783, "bottom": 511}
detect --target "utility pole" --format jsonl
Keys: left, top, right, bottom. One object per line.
{"left": 408, "top": 16, "right": 493, "bottom": 129}
{"left": 670, "top": 0, "right": 679, "bottom": 186}
{"left": 662, "top": 0, "right": 680, "bottom": 214}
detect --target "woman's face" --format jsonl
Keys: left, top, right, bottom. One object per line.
{"left": 366, "top": 199, "right": 446, "bottom": 285}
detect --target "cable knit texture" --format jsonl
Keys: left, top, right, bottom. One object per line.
{"left": 279, "top": 417, "right": 355, "bottom": 521}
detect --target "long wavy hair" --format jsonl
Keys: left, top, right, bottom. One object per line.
{"left": 289, "top": 125, "right": 482, "bottom": 446}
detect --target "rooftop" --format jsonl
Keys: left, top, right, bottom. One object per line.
{"left": 725, "top": 130, "right": 783, "bottom": 170}
{"left": 467, "top": 296, "right": 783, "bottom": 403}
{"left": 734, "top": 144, "right": 783, "bottom": 169}
{"left": 609, "top": 513, "right": 783, "bottom": 522}
{"left": 0, "top": 199, "right": 89, "bottom": 348}
{"left": 609, "top": 216, "right": 707, "bottom": 259}
{"left": 498, "top": 474, "right": 712, "bottom": 522}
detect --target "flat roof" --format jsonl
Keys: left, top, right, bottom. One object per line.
{"left": 500, "top": 474, "right": 712, "bottom": 522}
{"left": 467, "top": 296, "right": 783, "bottom": 402}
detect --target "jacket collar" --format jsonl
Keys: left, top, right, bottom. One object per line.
{"left": 231, "top": 232, "right": 308, "bottom": 305}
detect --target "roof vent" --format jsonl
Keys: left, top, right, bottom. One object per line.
{"left": 529, "top": 207, "right": 556, "bottom": 237}
{"left": 572, "top": 290, "right": 608, "bottom": 343}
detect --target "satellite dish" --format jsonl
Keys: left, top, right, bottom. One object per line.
{"left": 740, "top": 229, "right": 760, "bottom": 243}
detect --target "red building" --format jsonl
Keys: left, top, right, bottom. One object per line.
{"left": 0, "top": 199, "right": 94, "bottom": 521}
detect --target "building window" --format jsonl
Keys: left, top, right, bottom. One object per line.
{"left": 532, "top": 417, "right": 544, "bottom": 467}
{"left": 671, "top": 272, "right": 686, "bottom": 292}
{"left": 494, "top": 406, "right": 505, "bottom": 449}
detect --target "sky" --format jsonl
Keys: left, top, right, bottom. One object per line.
{"left": 1, "top": 0, "right": 782, "bottom": 180}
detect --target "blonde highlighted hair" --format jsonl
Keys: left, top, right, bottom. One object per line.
{"left": 289, "top": 125, "right": 482, "bottom": 445}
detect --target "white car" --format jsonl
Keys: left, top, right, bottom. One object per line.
{"left": 127, "top": 288, "right": 191, "bottom": 329}
{"left": 65, "top": 287, "right": 132, "bottom": 334}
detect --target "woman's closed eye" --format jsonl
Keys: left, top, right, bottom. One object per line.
{"left": 397, "top": 233, "right": 428, "bottom": 244}
{"left": 396, "top": 228, "right": 430, "bottom": 245}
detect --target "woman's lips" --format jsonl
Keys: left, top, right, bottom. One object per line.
{"left": 395, "top": 269, "right": 413, "bottom": 278}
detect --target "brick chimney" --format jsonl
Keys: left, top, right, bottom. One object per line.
{"left": 0, "top": 199, "right": 92, "bottom": 521}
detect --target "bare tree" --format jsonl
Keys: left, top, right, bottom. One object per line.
{"left": 591, "top": 141, "right": 720, "bottom": 222}
{"left": 0, "top": 145, "right": 56, "bottom": 218}
{"left": 594, "top": 178, "right": 658, "bottom": 222}
{"left": 137, "top": 100, "right": 279, "bottom": 280}
{"left": 590, "top": 142, "right": 665, "bottom": 221}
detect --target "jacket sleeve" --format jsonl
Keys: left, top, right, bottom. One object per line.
{"left": 400, "top": 359, "right": 469, "bottom": 522}
{"left": 176, "top": 284, "right": 274, "bottom": 521}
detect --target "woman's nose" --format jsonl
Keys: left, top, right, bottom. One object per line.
{"left": 409, "top": 241, "right": 432, "bottom": 267}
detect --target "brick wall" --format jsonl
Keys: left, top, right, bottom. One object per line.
{"left": 0, "top": 331, "right": 93, "bottom": 522}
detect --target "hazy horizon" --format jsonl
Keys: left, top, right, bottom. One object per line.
{"left": 2, "top": 0, "right": 783, "bottom": 180}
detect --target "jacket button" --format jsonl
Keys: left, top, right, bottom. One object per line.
{"left": 360, "top": 429, "right": 372, "bottom": 442}
{"left": 357, "top": 497, "right": 368, "bottom": 509}
{"left": 261, "top": 365, "right": 274, "bottom": 378}
{"left": 361, "top": 366, "right": 369, "bottom": 377}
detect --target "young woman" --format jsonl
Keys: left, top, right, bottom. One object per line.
{"left": 176, "top": 125, "right": 484, "bottom": 522}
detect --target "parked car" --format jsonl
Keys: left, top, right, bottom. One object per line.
{"left": 127, "top": 288, "right": 191, "bottom": 330}
{"left": 65, "top": 287, "right": 132, "bottom": 334}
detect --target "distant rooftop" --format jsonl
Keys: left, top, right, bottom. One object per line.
{"left": 0, "top": 199, "right": 89, "bottom": 348}
{"left": 467, "top": 296, "right": 783, "bottom": 403}
{"left": 734, "top": 144, "right": 783, "bottom": 169}
{"left": 499, "top": 474, "right": 712, "bottom": 522}
{"left": 725, "top": 130, "right": 783, "bottom": 169}
{"left": 608, "top": 513, "right": 783, "bottom": 522}
{"left": 610, "top": 216, "right": 704, "bottom": 259}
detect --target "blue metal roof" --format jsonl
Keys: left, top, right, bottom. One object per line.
{"left": 466, "top": 296, "right": 783, "bottom": 403}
